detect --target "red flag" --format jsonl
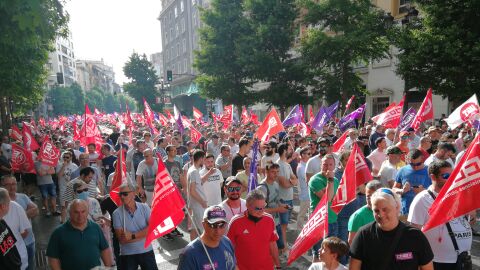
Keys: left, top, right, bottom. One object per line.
{"left": 145, "top": 158, "right": 186, "bottom": 247}
{"left": 241, "top": 106, "right": 250, "bottom": 125}
{"left": 109, "top": 149, "right": 127, "bottom": 206}
{"left": 190, "top": 126, "right": 202, "bottom": 144}
{"left": 38, "top": 117, "right": 45, "bottom": 128}
{"left": 158, "top": 113, "right": 169, "bottom": 126}
{"left": 38, "top": 136, "right": 61, "bottom": 167}
{"left": 125, "top": 103, "right": 134, "bottom": 127}
{"left": 423, "top": 134, "right": 480, "bottom": 232}
{"left": 331, "top": 143, "right": 372, "bottom": 213}
{"left": 220, "top": 105, "right": 233, "bottom": 125}
{"left": 73, "top": 120, "right": 80, "bottom": 140}
{"left": 288, "top": 193, "right": 328, "bottom": 265}
{"left": 10, "top": 125, "right": 22, "bottom": 142}
{"left": 345, "top": 95, "right": 355, "bottom": 111}
{"left": 79, "top": 104, "right": 103, "bottom": 151}
{"left": 309, "top": 106, "right": 314, "bottom": 123}
{"left": 255, "top": 108, "right": 284, "bottom": 143}
{"left": 11, "top": 144, "right": 35, "bottom": 174}
{"left": 411, "top": 88, "right": 434, "bottom": 130}
{"left": 250, "top": 111, "right": 261, "bottom": 125}
{"left": 143, "top": 98, "right": 155, "bottom": 123}
{"left": 22, "top": 123, "right": 39, "bottom": 152}
{"left": 332, "top": 130, "right": 348, "bottom": 153}
{"left": 371, "top": 102, "right": 403, "bottom": 128}
{"left": 193, "top": 106, "right": 203, "bottom": 123}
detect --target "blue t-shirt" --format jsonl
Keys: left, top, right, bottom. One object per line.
{"left": 395, "top": 165, "right": 431, "bottom": 215}
{"left": 112, "top": 202, "right": 153, "bottom": 255}
{"left": 102, "top": 155, "right": 117, "bottom": 180}
{"left": 14, "top": 193, "right": 35, "bottom": 245}
{"left": 178, "top": 237, "right": 236, "bottom": 270}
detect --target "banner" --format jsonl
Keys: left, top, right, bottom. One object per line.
{"left": 283, "top": 105, "right": 303, "bottom": 126}
{"left": 241, "top": 107, "right": 250, "bottom": 125}
{"left": 109, "top": 149, "right": 127, "bottom": 206}
{"left": 255, "top": 108, "right": 284, "bottom": 143}
{"left": 10, "top": 125, "right": 22, "bottom": 142}
{"left": 445, "top": 94, "right": 479, "bottom": 130}
{"left": 193, "top": 106, "right": 203, "bottom": 123}
{"left": 22, "top": 123, "right": 39, "bottom": 152}
{"left": 423, "top": 134, "right": 480, "bottom": 232}
{"left": 371, "top": 102, "right": 402, "bottom": 128}
{"left": 38, "top": 136, "right": 61, "bottom": 167}
{"left": 398, "top": 107, "right": 417, "bottom": 131}
{"left": 411, "top": 88, "right": 434, "bottom": 130}
{"left": 332, "top": 130, "right": 348, "bottom": 153}
{"left": 338, "top": 104, "right": 366, "bottom": 132}
{"left": 331, "top": 143, "right": 372, "bottom": 213}
{"left": 145, "top": 158, "right": 186, "bottom": 247}
{"left": 11, "top": 144, "right": 35, "bottom": 174}
{"left": 190, "top": 126, "right": 202, "bottom": 144}
{"left": 174, "top": 104, "right": 185, "bottom": 133}
{"left": 248, "top": 140, "right": 260, "bottom": 192}
{"left": 311, "top": 101, "right": 339, "bottom": 132}
{"left": 288, "top": 193, "right": 329, "bottom": 265}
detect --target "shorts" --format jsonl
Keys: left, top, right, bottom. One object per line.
{"left": 189, "top": 204, "right": 206, "bottom": 235}
{"left": 279, "top": 199, "right": 293, "bottom": 225}
{"left": 39, "top": 183, "right": 56, "bottom": 199}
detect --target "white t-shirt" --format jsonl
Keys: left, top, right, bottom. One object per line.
{"left": 276, "top": 159, "right": 294, "bottom": 201}
{"left": 220, "top": 199, "right": 247, "bottom": 223}
{"left": 56, "top": 162, "right": 79, "bottom": 188}
{"left": 1, "top": 143, "right": 12, "bottom": 160}
{"left": 378, "top": 160, "right": 400, "bottom": 187}
{"left": 200, "top": 167, "right": 223, "bottom": 206}
{"left": 306, "top": 155, "right": 322, "bottom": 176}
{"left": 187, "top": 166, "right": 205, "bottom": 209}
{"left": 261, "top": 153, "right": 279, "bottom": 169}
{"left": 308, "top": 262, "right": 348, "bottom": 270}
{"left": 425, "top": 155, "right": 454, "bottom": 168}
{"left": 229, "top": 144, "right": 239, "bottom": 157}
{"left": 4, "top": 201, "right": 31, "bottom": 270}
{"left": 408, "top": 188, "right": 472, "bottom": 263}
{"left": 367, "top": 149, "right": 387, "bottom": 177}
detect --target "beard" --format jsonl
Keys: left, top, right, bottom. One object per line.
{"left": 228, "top": 194, "right": 240, "bottom": 200}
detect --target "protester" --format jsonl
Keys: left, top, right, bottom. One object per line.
{"left": 308, "top": 237, "right": 349, "bottom": 270}
{"left": 378, "top": 146, "right": 405, "bottom": 188}
{"left": 187, "top": 150, "right": 207, "bottom": 240}
{"left": 3, "top": 192, "right": 30, "bottom": 270}
{"left": 231, "top": 139, "right": 250, "bottom": 176}
{"left": 135, "top": 149, "right": 158, "bottom": 205}
{"left": 366, "top": 137, "right": 387, "bottom": 178}
{"left": 34, "top": 158, "right": 59, "bottom": 217}
{"left": 200, "top": 154, "right": 223, "bottom": 206}
{"left": 235, "top": 157, "right": 261, "bottom": 198}
{"left": 56, "top": 151, "right": 78, "bottom": 223}
{"left": 71, "top": 153, "right": 104, "bottom": 196}
{"left": 220, "top": 177, "right": 246, "bottom": 223}
{"left": 0, "top": 187, "right": 22, "bottom": 270}
{"left": 296, "top": 147, "right": 311, "bottom": 230}
{"left": 207, "top": 134, "right": 221, "bottom": 159}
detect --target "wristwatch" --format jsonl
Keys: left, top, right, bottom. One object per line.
{"left": 132, "top": 233, "right": 136, "bottom": 240}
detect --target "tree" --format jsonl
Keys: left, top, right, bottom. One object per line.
{"left": 0, "top": 0, "right": 68, "bottom": 134}
{"left": 123, "top": 53, "right": 160, "bottom": 111}
{"left": 392, "top": 0, "right": 480, "bottom": 103}
{"left": 195, "top": 0, "right": 256, "bottom": 113}
{"left": 300, "top": 0, "right": 391, "bottom": 107}
{"left": 245, "top": 0, "right": 313, "bottom": 117}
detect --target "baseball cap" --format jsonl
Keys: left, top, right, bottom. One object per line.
{"left": 203, "top": 205, "right": 227, "bottom": 224}
{"left": 386, "top": 146, "right": 403, "bottom": 155}
{"left": 399, "top": 130, "right": 410, "bottom": 136}
{"left": 427, "top": 126, "right": 441, "bottom": 133}
{"left": 224, "top": 176, "right": 242, "bottom": 186}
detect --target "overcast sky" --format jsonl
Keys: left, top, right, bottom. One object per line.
{"left": 65, "top": 0, "right": 163, "bottom": 85}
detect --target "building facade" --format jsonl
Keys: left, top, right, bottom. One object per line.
{"left": 46, "top": 35, "right": 77, "bottom": 89}
{"left": 75, "top": 59, "right": 116, "bottom": 94}
{"left": 150, "top": 52, "right": 164, "bottom": 79}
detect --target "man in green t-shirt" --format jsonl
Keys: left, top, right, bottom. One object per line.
{"left": 347, "top": 180, "right": 383, "bottom": 245}
{"left": 308, "top": 154, "right": 340, "bottom": 262}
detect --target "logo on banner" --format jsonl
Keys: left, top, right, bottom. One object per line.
{"left": 153, "top": 217, "right": 175, "bottom": 235}
{"left": 43, "top": 142, "right": 57, "bottom": 161}
{"left": 423, "top": 99, "right": 432, "bottom": 116}
{"left": 12, "top": 150, "right": 26, "bottom": 166}
{"left": 460, "top": 103, "right": 480, "bottom": 122}
{"left": 298, "top": 205, "right": 327, "bottom": 238}
{"left": 445, "top": 156, "right": 480, "bottom": 199}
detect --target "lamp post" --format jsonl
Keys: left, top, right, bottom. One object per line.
{"left": 156, "top": 78, "right": 171, "bottom": 109}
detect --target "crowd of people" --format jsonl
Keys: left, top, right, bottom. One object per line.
{"left": 0, "top": 112, "right": 477, "bottom": 270}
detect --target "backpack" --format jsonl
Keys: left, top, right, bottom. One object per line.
{"left": 257, "top": 182, "right": 271, "bottom": 207}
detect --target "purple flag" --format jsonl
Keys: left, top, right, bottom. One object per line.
{"left": 398, "top": 107, "right": 417, "bottom": 131}
{"left": 248, "top": 139, "right": 260, "bottom": 192}
{"left": 473, "top": 119, "right": 480, "bottom": 131}
{"left": 311, "top": 101, "right": 339, "bottom": 132}
{"left": 338, "top": 104, "right": 366, "bottom": 132}
{"left": 173, "top": 104, "right": 184, "bottom": 133}
{"left": 282, "top": 105, "right": 303, "bottom": 126}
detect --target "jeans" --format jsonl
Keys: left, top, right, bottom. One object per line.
{"left": 312, "top": 222, "right": 338, "bottom": 258}
{"left": 120, "top": 250, "right": 158, "bottom": 270}
{"left": 26, "top": 242, "right": 35, "bottom": 270}
{"left": 276, "top": 224, "right": 284, "bottom": 250}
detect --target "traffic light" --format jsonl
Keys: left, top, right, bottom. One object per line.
{"left": 167, "top": 70, "right": 173, "bottom": 81}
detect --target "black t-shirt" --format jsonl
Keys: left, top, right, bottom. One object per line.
{"left": 0, "top": 219, "right": 21, "bottom": 270}
{"left": 102, "top": 155, "right": 117, "bottom": 180}
{"left": 231, "top": 153, "right": 245, "bottom": 176}
{"left": 350, "top": 221, "right": 433, "bottom": 270}
{"left": 109, "top": 132, "right": 120, "bottom": 145}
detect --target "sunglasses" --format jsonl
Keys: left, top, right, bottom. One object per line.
{"left": 441, "top": 173, "right": 451, "bottom": 179}
{"left": 207, "top": 222, "right": 227, "bottom": 229}
{"left": 254, "top": 206, "right": 265, "bottom": 211}
{"left": 410, "top": 162, "right": 423, "bottom": 167}
{"left": 75, "top": 188, "right": 88, "bottom": 194}
{"left": 303, "top": 152, "right": 312, "bottom": 156}
{"left": 401, "top": 136, "right": 410, "bottom": 139}
{"left": 63, "top": 156, "right": 71, "bottom": 159}
{"left": 119, "top": 191, "right": 132, "bottom": 197}
{"left": 227, "top": 186, "right": 242, "bottom": 192}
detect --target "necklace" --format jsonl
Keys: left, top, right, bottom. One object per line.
{"left": 227, "top": 201, "right": 242, "bottom": 216}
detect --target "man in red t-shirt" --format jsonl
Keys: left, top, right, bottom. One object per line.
{"left": 227, "top": 189, "right": 281, "bottom": 270}
{"left": 396, "top": 131, "right": 410, "bottom": 161}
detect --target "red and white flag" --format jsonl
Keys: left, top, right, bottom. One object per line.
{"left": 288, "top": 193, "right": 328, "bottom": 265}
{"left": 190, "top": 126, "right": 202, "bottom": 144}
{"left": 371, "top": 102, "right": 402, "bottom": 128}
{"left": 38, "top": 136, "right": 61, "bottom": 167}
{"left": 250, "top": 111, "right": 261, "bottom": 125}
{"left": 423, "top": 134, "right": 480, "bottom": 232}
{"left": 345, "top": 95, "right": 355, "bottom": 111}
{"left": 241, "top": 106, "right": 250, "bottom": 125}
{"left": 11, "top": 144, "right": 35, "bottom": 174}
{"left": 255, "top": 108, "right": 284, "bottom": 143}
{"left": 220, "top": 105, "right": 233, "bottom": 128}
{"left": 445, "top": 94, "right": 479, "bottom": 130}
{"left": 125, "top": 103, "right": 134, "bottom": 127}
{"left": 22, "top": 123, "right": 39, "bottom": 152}
{"left": 181, "top": 116, "right": 192, "bottom": 128}
{"left": 193, "top": 107, "right": 203, "bottom": 123}
{"left": 309, "top": 106, "right": 314, "bottom": 123}
{"left": 109, "top": 149, "right": 127, "bottom": 206}
{"left": 145, "top": 158, "right": 186, "bottom": 247}
{"left": 411, "top": 88, "right": 434, "bottom": 130}
{"left": 10, "top": 125, "right": 22, "bottom": 142}
{"left": 331, "top": 143, "right": 372, "bottom": 213}
{"left": 165, "top": 110, "right": 175, "bottom": 124}
{"left": 332, "top": 130, "right": 348, "bottom": 153}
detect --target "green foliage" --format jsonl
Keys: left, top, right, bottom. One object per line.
{"left": 300, "top": 0, "right": 390, "bottom": 105}
{"left": 194, "top": 0, "right": 256, "bottom": 107}
{"left": 0, "top": 0, "right": 68, "bottom": 132}
{"left": 392, "top": 0, "right": 480, "bottom": 103}
{"left": 123, "top": 53, "right": 160, "bottom": 111}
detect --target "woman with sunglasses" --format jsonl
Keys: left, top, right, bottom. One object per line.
{"left": 349, "top": 188, "right": 434, "bottom": 270}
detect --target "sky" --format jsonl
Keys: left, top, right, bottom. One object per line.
{"left": 65, "top": 0, "right": 163, "bottom": 85}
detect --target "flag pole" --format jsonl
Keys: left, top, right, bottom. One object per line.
{"left": 184, "top": 207, "right": 216, "bottom": 270}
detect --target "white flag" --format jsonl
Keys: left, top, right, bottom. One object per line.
{"left": 445, "top": 94, "right": 480, "bottom": 130}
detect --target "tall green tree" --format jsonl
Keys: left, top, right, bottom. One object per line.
{"left": 245, "top": 0, "right": 313, "bottom": 117}
{"left": 123, "top": 53, "right": 160, "bottom": 111}
{"left": 0, "top": 0, "right": 68, "bottom": 134}
{"left": 392, "top": 1, "right": 480, "bottom": 103}
{"left": 300, "top": 0, "right": 391, "bottom": 107}
{"left": 195, "top": 0, "right": 256, "bottom": 113}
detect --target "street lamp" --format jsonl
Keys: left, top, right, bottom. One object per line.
{"left": 155, "top": 78, "right": 171, "bottom": 107}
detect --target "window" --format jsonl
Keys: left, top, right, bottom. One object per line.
{"left": 183, "top": 39, "right": 187, "bottom": 52}
{"left": 192, "top": 0, "right": 196, "bottom": 5}
{"left": 174, "top": 7, "right": 178, "bottom": 18}
{"left": 58, "top": 55, "right": 61, "bottom": 61}
{"left": 180, "top": 0, "right": 184, "bottom": 12}
{"left": 183, "top": 59, "right": 188, "bottom": 73}
{"left": 169, "top": 11, "right": 173, "bottom": 21}
{"left": 399, "top": 0, "right": 412, "bottom": 14}
{"left": 193, "top": 11, "right": 197, "bottom": 27}
{"left": 165, "top": 32, "right": 169, "bottom": 44}
{"left": 177, "top": 62, "right": 181, "bottom": 73}
{"left": 371, "top": 97, "right": 390, "bottom": 116}
{"left": 170, "top": 28, "right": 174, "bottom": 39}
{"left": 166, "top": 50, "right": 169, "bottom": 61}
{"left": 171, "top": 47, "right": 175, "bottom": 60}
{"left": 181, "top": 18, "right": 185, "bottom": 33}
{"left": 176, "top": 24, "right": 179, "bottom": 37}
{"left": 177, "top": 43, "right": 180, "bottom": 56}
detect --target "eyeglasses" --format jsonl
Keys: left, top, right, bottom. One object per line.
{"left": 119, "top": 191, "right": 132, "bottom": 197}
{"left": 207, "top": 222, "right": 227, "bottom": 229}
{"left": 143, "top": 155, "right": 152, "bottom": 158}
{"left": 254, "top": 206, "right": 265, "bottom": 211}
{"left": 401, "top": 136, "right": 410, "bottom": 139}
{"left": 75, "top": 188, "right": 88, "bottom": 194}
{"left": 227, "top": 186, "right": 242, "bottom": 192}
{"left": 410, "top": 162, "right": 423, "bottom": 167}
{"left": 441, "top": 173, "right": 451, "bottom": 179}
{"left": 63, "top": 156, "right": 71, "bottom": 159}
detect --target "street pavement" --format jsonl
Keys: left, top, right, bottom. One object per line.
{"left": 29, "top": 192, "right": 480, "bottom": 270}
